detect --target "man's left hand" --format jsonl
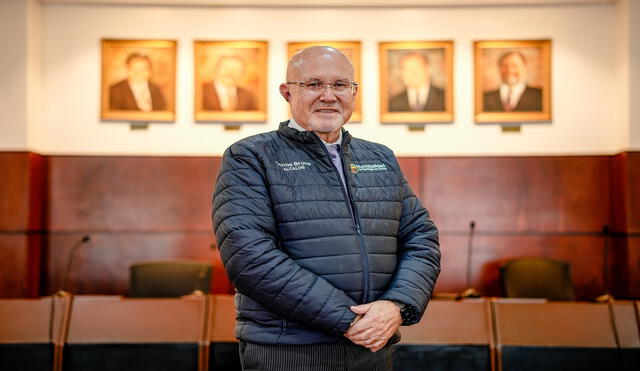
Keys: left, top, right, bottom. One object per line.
{"left": 344, "top": 300, "right": 402, "bottom": 352}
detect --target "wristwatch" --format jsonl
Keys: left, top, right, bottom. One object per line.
{"left": 392, "top": 301, "right": 412, "bottom": 325}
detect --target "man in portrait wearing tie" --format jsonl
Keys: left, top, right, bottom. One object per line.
{"left": 202, "top": 55, "right": 257, "bottom": 111}
{"left": 482, "top": 51, "right": 542, "bottom": 112}
{"left": 388, "top": 52, "right": 445, "bottom": 112}
{"left": 109, "top": 53, "right": 167, "bottom": 111}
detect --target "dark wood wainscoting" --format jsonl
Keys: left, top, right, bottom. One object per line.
{"left": 1, "top": 152, "right": 638, "bottom": 299}
{"left": 0, "top": 152, "right": 45, "bottom": 297}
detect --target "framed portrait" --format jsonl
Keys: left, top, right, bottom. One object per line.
{"left": 101, "top": 39, "right": 176, "bottom": 122}
{"left": 194, "top": 40, "right": 268, "bottom": 122}
{"left": 379, "top": 41, "right": 454, "bottom": 124}
{"left": 474, "top": 39, "right": 551, "bottom": 123}
{"left": 287, "top": 41, "right": 362, "bottom": 122}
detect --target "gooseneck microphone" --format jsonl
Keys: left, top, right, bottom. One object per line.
{"left": 57, "top": 235, "right": 91, "bottom": 296}
{"left": 466, "top": 221, "right": 476, "bottom": 289}
{"left": 458, "top": 221, "right": 480, "bottom": 299}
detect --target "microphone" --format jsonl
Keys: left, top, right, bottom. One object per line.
{"left": 458, "top": 221, "right": 480, "bottom": 299}
{"left": 190, "top": 266, "right": 209, "bottom": 296}
{"left": 57, "top": 235, "right": 91, "bottom": 297}
{"left": 596, "top": 225, "right": 614, "bottom": 303}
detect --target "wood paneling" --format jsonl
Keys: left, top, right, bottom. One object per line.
{"left": 397, "top": 157, "right": 422, "bottom": 196}
{"left": 611, "top": 152, "right": 640, "bottom": 233}
{"left": 628, "top": 238, "right": 640, "bottom": 298}
{"left": 0, "top": 236, "right": 30, "bottom": 297}
{"left": 43, "top": 233, "right": 224, "bottom": 296}
{"left": 0, "top": 153, "right": 31, "bottom": 230}
{"left": 0, "top": 152, "right": 45, "bottom": 298}
{"left": 435, "top": 234, "right": 606, "bottom": 300}
{"left": 2, "top": 151, "right": 637, "bottom": 299}
{"left": 47, "top": 156, "right": 221, "bottom": 231}
{"left": 422, "top": 156, "right": 611, "bottom": 233}
{"left": 625, "top": 153, "right": 640, "bottom": 233}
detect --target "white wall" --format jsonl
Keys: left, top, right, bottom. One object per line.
{"left": 27, "top": 0, "right": 43, "bottom": 152}
{"left": 629, "top": 0, "right": 640, "bottom": 150}
{"left": 614, "top": 0, "right": 630, "bottom": 152}
{"left": 0, "top": 0, "right": 28, "bottom": 150}
{"left": 29, "top": 2, "right": 627, "bottom": 155}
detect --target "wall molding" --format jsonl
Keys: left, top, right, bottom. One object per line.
{"left": 40, "top": 0, "right": 616, "bottom": 8}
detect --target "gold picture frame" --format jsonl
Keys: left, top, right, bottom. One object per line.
{"left": 287, "top": 41, "right": 362, "bottom": 122}
{"left": 474, "top": 39, "right": 552, "bottom": 123}
{"left": 101, "top": 39, "right": 176, "bottom": 122}
{"left": 379, "top": 41, "right": 454, "bottom": 124}
{"left": 194, "top": 40, "right": 268, "bottom": 123}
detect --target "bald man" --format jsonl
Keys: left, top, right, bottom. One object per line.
{"left": 212, "top": 46, "right": 440, "bottom": 370}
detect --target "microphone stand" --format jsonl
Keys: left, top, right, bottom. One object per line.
{"left": 56, "top": 235, "right": 91, "bottom": 297}
{"left": 458, "top": 221, "right": 480, "bottom": 299}
{"left": 190, "top": 267, "right": 208, "bottom": 296}
{"left": 596, "top": 225, "right": 614, "bottom": 303}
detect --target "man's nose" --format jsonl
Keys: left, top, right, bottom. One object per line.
{"left": 318, "top": 84, "right": 338, "bottom": 101}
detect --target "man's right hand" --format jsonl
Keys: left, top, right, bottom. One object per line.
{"left": 344, "top": 300, "right": 402, "bottom": 352}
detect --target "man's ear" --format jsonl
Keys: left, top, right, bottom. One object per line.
{"left": 279, "top": 83, "right": 290, "bottom": 102}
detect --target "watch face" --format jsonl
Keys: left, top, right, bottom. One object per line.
{"left": 400, "top": 306, "right": 412, "bottom": 323}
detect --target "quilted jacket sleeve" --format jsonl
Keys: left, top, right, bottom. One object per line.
{"left": 212, "top": 143, "right": 358, "bottom": 335}
{"left": 379, "top": 158, "right": 441, "bottom": 326}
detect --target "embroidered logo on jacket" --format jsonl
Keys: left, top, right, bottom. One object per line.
{"left": 276, "top": 161, "right": 312, "bottom": 171}
{"left": 350, "top": 163, "right": 388, "bottom": 174}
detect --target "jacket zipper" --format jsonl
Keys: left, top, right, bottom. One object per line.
{"left": 319, "top": 141, "right": 370, "bottom": 304}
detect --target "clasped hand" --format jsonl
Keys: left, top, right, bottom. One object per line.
{"left": 343, "top": 300, "right": 402, "bottom": 352}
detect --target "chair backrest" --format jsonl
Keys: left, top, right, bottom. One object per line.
{"left": 129, "top": 260, "right": 212, "bottom": 298}
{"left": 500, "top": 257, "right": 575, "bottom": 301}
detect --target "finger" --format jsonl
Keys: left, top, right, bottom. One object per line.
{"left": 350, "top": 303, "right": 372, "bottom": 315}
{"left": 346, "top": 331, "right": 381, "bottom": 347}
{"left": 368, "top": 339, "right": 389, "bottom": 352}
{"left": 344, "top": 317, "right": 375, "bottom": 337}
{"left": 345, "top": 328, "right": 375, "bottom": 344}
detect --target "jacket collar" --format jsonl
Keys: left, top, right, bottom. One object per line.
{"left": 277, "top": 120, "right": 352, "bottom": 148}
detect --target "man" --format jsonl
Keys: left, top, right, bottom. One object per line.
{"left": 389, "top": 52, "right": 445, "bottom": 112}
{"left": 109, "top": 53, "right": 167, "bottom": 111}
{"left": 202, "top": 55, "right": 257, "bottom": 111}
{"left": 212, "top": 46, "right": 440, "bottom": 370}
{"left": 483, "top": 51, "right": 542, "bottom": 112}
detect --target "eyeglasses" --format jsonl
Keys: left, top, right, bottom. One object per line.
{"left": 286, "top": 80, "right": 358, "bottom": 95}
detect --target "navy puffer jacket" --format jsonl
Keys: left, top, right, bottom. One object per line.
{"left": 213, "top": 121, "right": 440, "bottom": 345}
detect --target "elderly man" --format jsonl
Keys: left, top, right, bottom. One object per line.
{"left": 213, "top": 46, "right": 440, "bottom": 370}
{"left": 483, "top": 51, "right": 542, "bottom": 112}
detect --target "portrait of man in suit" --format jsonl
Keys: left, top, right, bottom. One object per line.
{"left": 109, "top": 53, "right": 167, "bottom": 112}
{"left": 194, "top": 41, "right": 267, "bottom": 122}
{"left": 202, "top": 55, "right": 257, "bottom": 111}
{"left": 389, "top": 52, "right": 445, "bottom": 112}
{"left": 482, "top": 51, "right": 542, "bottom": 112}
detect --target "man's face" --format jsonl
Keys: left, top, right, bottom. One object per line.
{"left": 400, "top": 55, "right": 429, "bottom": 89}
{"left": 215, "top": 58, "right": 245, "bottom": 87}
{"left": 127, "top": 58, "right": 151, "bottom": 83}
{"left": 282, "top": 53, "right": 356, "bottom": 134}
{"left": 499, "top": 53, "right": 526, "bottom": 86}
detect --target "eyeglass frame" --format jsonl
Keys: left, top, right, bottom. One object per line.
{"left": 286, "top": 80, "right": 359, "bottom": 95}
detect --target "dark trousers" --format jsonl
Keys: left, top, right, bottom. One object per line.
{"left": 239, "top": 341, "right": 394, "bottom": 371}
